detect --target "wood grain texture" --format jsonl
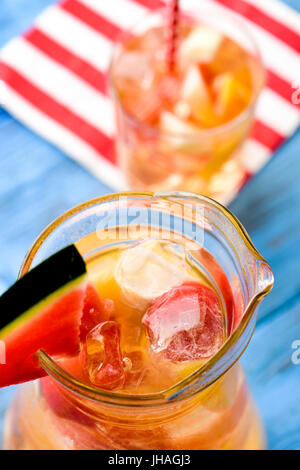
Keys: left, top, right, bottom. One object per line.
{"left": 0, "top": 0, "right": 299, "bottom": 450}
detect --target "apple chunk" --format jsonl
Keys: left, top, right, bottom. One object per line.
{"left": 179, "top": 26, "right": 223, "bottom": 68}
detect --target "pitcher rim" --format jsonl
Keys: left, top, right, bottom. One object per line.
{"left": 108, "top": 5, "right": 265, "bottom": 141}
{"left": 19, "top": 191, "right": 274, "bottom": 407}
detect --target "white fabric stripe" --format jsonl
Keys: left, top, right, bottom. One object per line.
{"left": 183, "top": 0, "right": 300, "bottom": 84}
{"left": 0, "top": 0, "right": 297, "bottom": 196}
{"left": 246, "top": 0, "right": 300, "bottom": 33}
{"left": 35, "top": 1, "right": 300, "bottom": 86}
{"left": 256, "top": 88, "right": 300, "bottom": 137}
{"left": 80, "top": 0, "right": 147, "bottom": 29}
{"left": 1, "top": 38, "right": 115, "bottom": 136}
{"left": 36, "top": 5, "right": 113, "bottom": 71}
{"left": 240, "top": 139, "right": 271, "bottom": 173}
{"left": 0, "top": 81, "right": 125, "bottom": 190}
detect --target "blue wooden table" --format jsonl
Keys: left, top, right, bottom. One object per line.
{"left": 0, "top": 0, "right": 299, "bottom": 451}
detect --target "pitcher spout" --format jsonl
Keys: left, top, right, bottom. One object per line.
{"left": 256, "top": 258, "right": 274, "bottom": 299}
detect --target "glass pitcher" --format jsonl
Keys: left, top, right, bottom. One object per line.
{"left": 3, "top": 192, "right": 273, "bottom": 450}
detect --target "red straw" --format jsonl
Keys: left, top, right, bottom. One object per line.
{"left": 166, "top": 0, "right": 180, "bottom": 71}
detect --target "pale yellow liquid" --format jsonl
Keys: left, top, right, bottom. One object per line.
{"left": 3, "top": 237, "right": 266, "bottom": 449}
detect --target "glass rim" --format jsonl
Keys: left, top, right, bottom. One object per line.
{"left": 109, "top": 5, "right": 265, "bottom": 140}
{"left": 19, "top": 191, "right": 273, "bottom": 408}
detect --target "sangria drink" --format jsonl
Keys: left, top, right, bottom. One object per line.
{"left": 110, "top": 6, "right": 264, "bottom": 203}
{"left": 3, "top": 192, "right": 273, "bottom": 449}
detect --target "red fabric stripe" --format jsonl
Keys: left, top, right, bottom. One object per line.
{"left": 60, "top": 0, "right": 121, "bottom": 40}
{"left": 74, "top": 0, "right": 300, "bottom": 109}
{"left": 20, "top": 32, "right": 299, "bottom": 150}
{"left": 213, "top": 0, "right": 300, "bottom": 53}
{"left": 240, "top": 170, "right": 254, "bottom": 190}
{"left": 24, "top": 28, "right": 107, "bottom": 94}
{"left": 135, "top": 0, "right": 300, "bottom": 56}
{"left": 266, "top": 70, "right": 300, "bottom": 110}
{"left": 0, "top": 62, "right": 115, "bottom": 162}
{"left": 251, "top": 120, "right": 285, "bottom": 151}
{"left": 132, "top": 0, "right": 164, "bottom": 10}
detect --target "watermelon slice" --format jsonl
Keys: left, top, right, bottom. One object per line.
{"left": 80, "top": 283, "right": 110, "bottom": 341}
{"left": 0, "top": 245, "right": 88, "bottom": 388}
{"left": 41, "top": 377, "right": 94, "bottom": 427}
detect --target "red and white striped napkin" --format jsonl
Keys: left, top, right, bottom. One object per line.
{"left": 0, "top": 0, "right": 299, "bottom": 193}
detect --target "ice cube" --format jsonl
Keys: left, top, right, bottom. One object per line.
{"left": 158, "top": 74, "right": 181, "bottom": 105}
{"left": 83, "top": 321, "right": 125, "bottom": 390}
{"left": 114, "top": 240, "right": 188, "bottom": 310}
{"left": 179, "top": 26, "right": 223, "bottom": 68}
{"left": 122, "top": 350, "right": 170, "bottom": 393}
{"left": 123, "top": 350, "right": 148, "bottom": 390}
{"left": 140, "top": 27, "right": 164, "bottom": 54}
{"left": 127, "top": 90, "right": 162, "bottom": 123}
{"left": 114, "top": 51, "right": 154, "bottom": 89}
{"left": 142, "top": 282, "right": 224, "bottom": 361}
